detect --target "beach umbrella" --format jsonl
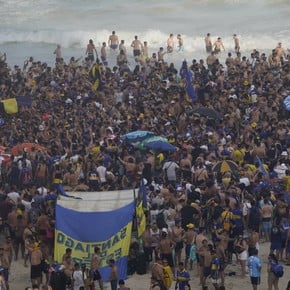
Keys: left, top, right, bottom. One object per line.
{"left": 212, "top": 160, "right": 239, "bottom": 174}
{"left": 11, "top": 143, "right": 47, "bottom": 156}
{"left": 121, "top": 130, "right": 155, "bottom": 142}
{"left": 138, "top": 136, "right": 169, "bottom": 149}
{"left": 283, "top": 95, "right": 290, "bottom": 111}
{"left": 144, "top": 140, "right": 176, "bottom": 152}
{"left": 187, "top": 107, "right": 222, "bottom": 120}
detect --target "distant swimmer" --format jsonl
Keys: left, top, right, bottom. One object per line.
{"left": 167, "top": 33, "right": 174, "bottom": 53}
{"left": 142, "top": 41, "right": 149, "bottom": 62}
{"left": 204, "top": 33, "right": 212, "bottom": 53}
{"left": 0, "top": 52, "right": 6, "bottom": 63}
{"left": 131, "top": 35, "right": 143, "bottom": 61}
{"left": 108, "top": 31, "right": 119, "bottom": 50}
{"left": 86, "top": 39, "right": 98, "bottom": 62}
{"left": 119, "top": 40, "right": 127, "bottom": 55}
{"left": 213, "top": 37, "right": 225, "bottom": 54}
{"left": 177, "top": 34, "right": 184, "bottom": 52}
{"left": 233, "top": 34, "right": 240, "bottom": 53}
{"left": 53, "top": 44, "right": 62, "bottom": 63}
{"left": 101, "top": 42, "right": 108, "bottom": 66}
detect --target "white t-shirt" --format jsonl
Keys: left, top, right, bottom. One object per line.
{"left": 163, "top": 161, "right": 179, "bottom": 181}
{"left": 72, "top": 270, "right": 86, "bottom": 290}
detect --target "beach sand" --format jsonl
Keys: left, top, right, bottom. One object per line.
{"left": 9, "top": 241, "right": 290, "bottom": 290}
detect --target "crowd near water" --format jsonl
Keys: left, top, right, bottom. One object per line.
{"left": 0, "top": 30, "right": 290, "bottom": 290}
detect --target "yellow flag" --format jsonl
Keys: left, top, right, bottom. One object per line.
{"left": 1, "top": 98, "right": 18, "bottom": 114}
{"left": 136, "top": 202, "right": 146, "bottom": 237}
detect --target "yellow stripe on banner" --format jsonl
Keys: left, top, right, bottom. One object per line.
{"left": 136, "top": 202, "right": 146, "bottom": 237}
{"left": 1, "top": 98, "right": 18, "bottom": 114}
{"left": 54, "top": 221, "right": 132, "bottom": 266}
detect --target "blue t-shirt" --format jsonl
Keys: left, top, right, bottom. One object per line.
{"left": 176, "top": 269, "right": 190, "bottom": 290}
{"left": 247, "top": 256, "right": 261, "bottom": 277}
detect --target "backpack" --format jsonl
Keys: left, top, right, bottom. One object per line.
{"left": 156, "top": 210, "right": 167, "bottom": 229}
{"left": 271, "top": 262, "right": 284, "bottom": 278}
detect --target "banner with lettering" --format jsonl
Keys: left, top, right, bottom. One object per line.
{"left": 54, "top": 199, "right": 134, "bottom": 281}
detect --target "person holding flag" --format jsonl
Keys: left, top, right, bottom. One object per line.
{"left": 180, "top": 60, "right": 196, "bottom": 103}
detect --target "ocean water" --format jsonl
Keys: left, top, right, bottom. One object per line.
{"left": 1, "top": 0, "right": 290, "bottom": 68}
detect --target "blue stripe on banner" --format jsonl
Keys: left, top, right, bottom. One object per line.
{"left": 55, "top": 201, "right": 134, "bottom": 242}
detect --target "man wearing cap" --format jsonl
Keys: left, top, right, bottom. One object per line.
{"left": 183, "top": 223, "right": 196, "bottom": 269}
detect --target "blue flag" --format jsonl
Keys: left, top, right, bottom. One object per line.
{"left": 54, "top": 199, "right": 134, "bottom": 281}
{"left": 138, "top": 179, "right": 147, "bottom": 208}
{"left": 255, "top": 156, "right": 268, "bottom": 177}
{"left": 180, "top": 60, "right": 196, "bottom": 102}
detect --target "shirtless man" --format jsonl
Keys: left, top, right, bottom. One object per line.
{"left": 275, "top": 42, "right": 286, "bottom": 60}
{"left": 142, "top": 224, "right": 153, "bottom": 271}
{"left": 119, "top": 40, "right": 127, "bottom": 55}
{"left": 199, "top": 241, "right": 212, "bottom": 288}
{"left": 183, "top": 223, "right": 196, "bottom": 269}
{"left": 131, "top": 35, "right": 143, "bottom": 60}
{"left": 206, "top": 52, "right": 217, "bottom": 72}
{"left": 151, "top": 257, "right": 165, "bottom": 287}
{"left": 233, "top": 34, "right": 240, "bottom": 53}
{"left": 213, "top": 37, "right": 225, "bottom": 55}
{"left": 108, "top": 31, "right": 119, "bottom": 50}
{"left": 205, "top": 33, "right": 212, "bottom": 53}
{"left": 261, "top": 198, "right": 273, "bottom": 242}
{"left": 171, "top": 220, "right": 184, "bottom": 266}
{"left": 157, "top": 47, "right": 166, "bottom": 63}
{"left": 53, "top": 45, "right": 62, "bottom": 63}
{"left": 158, "top": 229, "right": 174, "bottom": 270}
{"left": 101, "top": 42, "right": 108, "bottom": 66}
{"left": 91, "top": 246, "right": 104, "bottom": 290}
{"left": 30, "top": 243, "right": 43, "bottom": 286}
{"left": 167, "top": 34, "right": 174, "bottom": 53}
{"left": 86, "top": 39, "right": 98, "bottom": 63}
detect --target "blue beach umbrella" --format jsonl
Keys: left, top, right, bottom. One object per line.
{"left": 144, "top": 140, "right": 176, "bottom": 152}
{"left": 121, "top": 130, "right": 155, "bottom": 142}
{"left": 283, "top": 95, "right": 290, "bottom": 111}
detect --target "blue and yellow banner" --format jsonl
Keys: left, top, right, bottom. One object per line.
{"left": 136, "top": 201, "right": 146, "bottom": 237}
{"left": 54, "top": 200, "right": 134, "bottom": 281}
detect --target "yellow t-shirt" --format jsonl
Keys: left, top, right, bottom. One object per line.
{"left": 163, "top": 265, "right": 173, "bottom": 288}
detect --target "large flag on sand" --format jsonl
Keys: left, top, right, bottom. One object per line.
{"left": 54, "top": 190, "right": 134, "bottom": 281}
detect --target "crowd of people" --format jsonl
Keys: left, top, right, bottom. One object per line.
{"left": 0, "top": 30, "right": 290, "bottom": 290}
